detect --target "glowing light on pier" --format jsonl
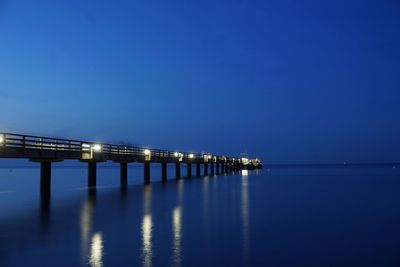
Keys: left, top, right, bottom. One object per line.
{"left": 0, "top": 134, "right": 4, "bottom": 143}
{"left": 144, "top": 149, "right": 151, "bottom": 155}
{"left": 204, "top": 154, "right": 212, "bottom": 162}
{"left": 241, "top": 158, "right": 249, "bottom": 164}
{"left": 92, "top": 144, "right": 102, "bottom": 152}
{"left": 189, "top": 153, "right": 194, "bottom": 159}
{"left": 174, "top": 152, "right": 183, "bottom": 161}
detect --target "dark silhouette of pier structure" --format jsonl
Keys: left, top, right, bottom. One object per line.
{"left": 0, "top": 133, "right": 246, "bottom": 196}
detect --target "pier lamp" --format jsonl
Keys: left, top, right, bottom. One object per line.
{"left": 189, "top": 154, "right": 194, "bottom": 159}
{"left": 0, "top": 134, "right": 4, "bottom": 144}
{"left": 174, "top": 152, "right": 183, "bottom": 162}
{"left": 144, "top": 149, "right": 151, "bottom": 161}
{"left": 92, "top": 144, "right": 102, "bottom": 152}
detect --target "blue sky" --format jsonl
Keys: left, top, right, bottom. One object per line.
{"left": 0, "top": 0, "right": 399, "bottom": 163}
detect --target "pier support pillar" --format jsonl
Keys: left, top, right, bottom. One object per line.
{"left": 210, "top": 162, "right": 215, "bottom": 176}
{"left": 120, "top": 162, "right": 128, "bottom": 187}
{"left": 196, "top": 163, "right": 201, "bottom": 177}
{"left": 187, "top": 163, "right": 192, "bottom": 178}
{"left": 176, "top": 162, "right": 181, "bottom": 180}
{"left": 88, "top": 162, "right": 97, "bottom": 187}
{"left": 144, "top": 162, "right": 150, "bottom": 184}
{"left": 216, "top": 162, "right": 220, "bottom": 175}
{"left": 204, "top": 163, "right": 208, "bottom": 176}
{"left": 40, "top": 161, "right": 51, "bottom": 196}
{"left": 221, "top": 162, "right": 225, "bottom": 174}
{"left": 161, "top": 162, "right": 167, "bottom": 182}
{"left": 143, "top": 161, "right": 150, "bottom": 184}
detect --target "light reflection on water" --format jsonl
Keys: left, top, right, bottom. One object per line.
{"left": 241, "top": 175, "right": 250, "bottom": 266}
{"left": 172, "top": 180, "right": 183, "bottom": 267}
{"left": 172, "top": 206, "right": 182, "bottom": 267}
{"left": 141, "top": 214, "right": 153, "bottom": 267}
{"left": 80, "top": 190, "right": 104, "bottom": 267}
{"left": 89, "top": 232, "right": 104, "bottom": 267}
{"left": 141, "top": 185, "right": 153, "bottom": 267}
{"left": 202, "top": 176, "right": 209, "bottom": 216}
{"left": 80, "top": 192, "right": 95, "bottom": 265}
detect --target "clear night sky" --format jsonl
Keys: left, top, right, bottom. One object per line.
{"left": 0, "top": 0, "right": 399, "bottom": 164}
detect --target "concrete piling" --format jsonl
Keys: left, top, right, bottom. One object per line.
{"left": 40, "top": 161, "right": 51, "bottom": 196}
{"left": 187, "top": 163, "right": 192, "bottom": 178}
{"left": 120, "top": 162, "right": 128, "bottom": 187}
{"left": 88, "top": 162, "right": 97, "bottom": 187}
{"left": 161, "top": 162, "right": 167, "bottom": 182}
{"left": 144, "top": 162, "right": 150, "bottom": 184}
{"left": 176, "top": 162, "right": 181, "bottom": 180}
{"left": 196, "top": 163, "right": 201, "bottom": 177}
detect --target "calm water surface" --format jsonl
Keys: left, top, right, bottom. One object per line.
{"left": 0, "top": 164, "right": 400, "bottom": 266}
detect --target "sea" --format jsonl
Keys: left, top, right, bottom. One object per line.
{"left": 0, "top": 163, "right": 399, "bottom": 266}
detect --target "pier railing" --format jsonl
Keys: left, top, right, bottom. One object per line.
{"left": 0, "top": 132, "right": 225, "bottom": 162}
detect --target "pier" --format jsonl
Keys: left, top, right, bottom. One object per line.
{"left": 0, "top": 132, "right": 248, "bottom": 195}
